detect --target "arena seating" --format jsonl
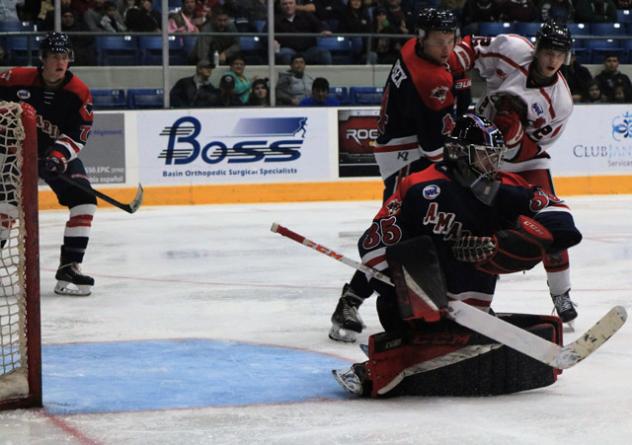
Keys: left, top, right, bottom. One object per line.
{"left": 127, "top": 88, "right": 164, "bottom": 109}
{"left": 91, "top": 89, "right": 127, "bottom": 109}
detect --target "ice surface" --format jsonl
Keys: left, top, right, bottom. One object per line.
{"left": 1, "top": 196, "right": 631, "bottom": 444}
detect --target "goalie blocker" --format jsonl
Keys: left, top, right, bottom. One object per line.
{"left": 339, "top": 233, "right": 563, "bottom": 397}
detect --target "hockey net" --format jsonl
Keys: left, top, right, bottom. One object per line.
{"left": 0, "top": 101, "right": 41, "bottom": 409}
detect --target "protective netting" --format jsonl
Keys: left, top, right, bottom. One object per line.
{"left": 0, "top": 102, "right": 29, "bottom": 399}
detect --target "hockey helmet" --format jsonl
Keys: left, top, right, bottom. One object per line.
{"left": 415, "top": 8, "right": 459, "bottom": 40}
{"left": 444, "top": 114, "right": 506, "bottom": 180}
{"left": 535, "top": 20, "right": 572, "bottom": 64}
{"left": 39, "top": 32, "right": 74, "bottom": 61}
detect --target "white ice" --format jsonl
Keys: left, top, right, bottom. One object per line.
{"left": 1, "top": 196, "right": 632, "bottom": 445}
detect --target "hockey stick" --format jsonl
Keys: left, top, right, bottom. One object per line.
{"left": 271, "top": 222, "right": 627, "bottom": 370}
{"left": 56, "top": 175, "right": 144, "bottom": 214}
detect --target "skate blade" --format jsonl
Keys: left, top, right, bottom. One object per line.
{"left": 563, "top": 320, "right": 576, "bottom": 333}
{"left": 328, "top": 324, "right": 357, "bottom": 343}
{"left": 54, "top": 280, "right": 92, "bottom": 297}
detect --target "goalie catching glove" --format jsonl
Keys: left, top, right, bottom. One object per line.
{"left": 453, "top": 215, "right": 553, "bottom": 274}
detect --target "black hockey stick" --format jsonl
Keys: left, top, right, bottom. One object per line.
{"left": 56, "top": 174, "right": 144, "bottom": 214}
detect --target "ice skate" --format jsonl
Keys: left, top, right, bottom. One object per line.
{"left": 332, "top": 364, "right": 366, "bottom": 396}
{"left": 329, "top": 284, "right": 365, "bottom": 343}
{"left": 54, "top": 262, "right": 94, "bottom": 297}
{"left": 551, "top": 289, "right": 577, "bottom": 327}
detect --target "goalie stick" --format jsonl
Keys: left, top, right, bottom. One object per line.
{"left": 57, "top": 175, "right": 144, "bottom": 214}
{"left": 271, "top": 222, "right": 627, "bottom": 370}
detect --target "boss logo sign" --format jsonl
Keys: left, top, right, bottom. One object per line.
{"left": 159, "top": 116, "right": 306, "bottom": 165}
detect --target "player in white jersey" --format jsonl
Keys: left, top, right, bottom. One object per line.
{"left": 452, "top": 21, "right": 578, "bottom": 323}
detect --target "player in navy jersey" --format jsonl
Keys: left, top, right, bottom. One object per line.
{"left": 332, "top": 114, "right": 582, "bottom": 397}
{"left": 0, "top": 32, "right": 97, "bottom": 296}
{"left": 329, "top": 8, "right": 472, "bottom": 342}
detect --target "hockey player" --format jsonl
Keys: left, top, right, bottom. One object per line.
{"left": 329, "top": 7, "right": 472, "bottom": 342}
{"left": 451, "top": 20, "right": 578, "bottom": 323}
{"left": 332, "top": 114, "right": 582, "bottom": 397}
{"left": 0, "top": 32, "right": 96, "bottom": 296}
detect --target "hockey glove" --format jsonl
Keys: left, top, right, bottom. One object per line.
{"left": 44, "top": 150, "right": 68, "bottom": 176}
{"left": 453, "top": 215, "right": 553, "bottom": 275}
{"left": 493, "top": 111, "right": 524, "bottom": 150}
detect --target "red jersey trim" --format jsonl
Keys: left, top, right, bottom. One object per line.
{"left": 399, "top": 165, "right": 450, "bottom": 197}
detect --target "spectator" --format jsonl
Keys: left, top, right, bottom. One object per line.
{"left": 299, "top": 77, "right": 340, "bottom": 106}
{"left": 125, "top": 0, "right": 161, "bottom": 31}
{"left": 500, "top": 0, "right": 540, "bottom": 22}
{"left": 215, "top": 74, "right": 243, "bottom": 106}
{"left": 117, "top": 0, "right": 135, "bottom": 17}
{"left": 35, "top": 0, "right": 55, "bottom": 29}
{"left": 62, "top": 8, "right": 97, "bottom": 65}
{"left": 462, "top": 0, "right": 502, "bottom": 32}
{"left": 384, "top": 0, "right": 414, "bottom": 35}
{"left": 575, "top": 0, "right": 618, "bottom": 22}
{"left": 193, "top": 6, "right": 240, "bottom": 65}
{"left": 583, "top": 80, "right": 607, "bottom": 103}
{"left": 248, "top": 78, "right": 270, "bottom": 105}
{"left": 339, "top": 0, "right": 371, "bottom": 34}
{"left": 84, "top": 0, "right": 108, "bottom": 31}
{"left": 595, "top": 54, "right": 632, "bottom": 101}
{"left": 372, "top": 7, "right": 403, "bottom": 65}
{"left": 224, "top": 54, "right": 251, "bottom": 104}
{"left": 100, "top": 0, "right": 127, "bottom": 31}
{"left": 276, "top": 54, "right": 314, "bottom": 105}
{"left": 615, "top": 0, "right": 632, "bottom": 8}
{"left": 234, "top": 0, "right": 267, "bottom": 31}
{"left": 168, "top": 0, "right": 199, "bottom": 33}
{"left": 314, "top": 0, "right": 346, "bottom": 24}
{"left": 170, "top": 60, "right": 219, "bottom": 108}
{"left": 560, "top": 52, "right": 593, "bottom": 102}
{"left": 540, "top": 0, "right": 574, "bottom": 23}
{"left": 274, "top": 0, "right": 332, "bottom": 65}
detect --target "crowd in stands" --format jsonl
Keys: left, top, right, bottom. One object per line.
{"left": 3, "top": 0, "right": 632, "bottom": 105}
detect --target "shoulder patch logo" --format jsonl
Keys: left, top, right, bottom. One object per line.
{"left": 532, "top": 102, "right": 544, "bottom": 116}
{"left": 390, "top": 59, "right": 408, "bottom": 88}
{"left": 422, "top": 184, "right": 441, "bottom": 200}
{"left": 430, "top": 86, "right": 449, "bottom": 104}
{"left": 441, "top": 114, "right": 456, "bottom": 135}
{"left": 17, "top": 89, "right": 30, "bottom": 100}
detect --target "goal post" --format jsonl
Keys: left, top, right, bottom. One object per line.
{"left": 0, "top": 101, "right": 42, "bottom": 409}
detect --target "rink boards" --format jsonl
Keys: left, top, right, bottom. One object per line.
{"left": 37, "top": 104, "right": 632, "bottom": 209}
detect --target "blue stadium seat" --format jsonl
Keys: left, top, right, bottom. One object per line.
{"left": 0, "top": 20, "right": 34, "bottom": 31}
{"left": 91, "top": 89, "right": 126, "bottom": 110}
{"left": 138, "top": 35, "right": 186, "bottom": 65}
{"left": 567, "top": 23, "right": 590, "bottom": 36}
{"left": 617, "top": 9, "right": 632, "bottom": 23}
{"left": 182, "top": 36, "right": 197, "bottom": 62}
{"left": 4, "top": 35, "right": 42, "bottom": 65}
{"left": 621, "top": 39, "right": 632, "bottom": 63}
{"left": 590, "top": 22, "right": 627, "bottom": 36}
{"left": 254, "top": 20, "right": 266, "bottom": 32}
{"left": 239, "top": 36, "right": 265, "bottom": 64}
{"left": 127, "top": 88, "right": 164, "bottom": 109}
{"left": 96, "top": 35, "right": 138, "bottom": 66}
{"left": 584, "top": 39, "right": 624, "bottom": 63}
{"left": 572, "top": 39, "right": 590, "bottom": 65}
{"left": 329, "top": 86, "right": 349, "bottom": 105}
{"left": 512, "top": 22, "right": 542, "bottom": 38}
{"left": 477, "top": 22, "right": 513, "bottom": 36}
{"left": 349, "top": 86, "right": 383, "bottom": 105}
{"left": 317, "top": 36, "right": 353, "bottom": 64}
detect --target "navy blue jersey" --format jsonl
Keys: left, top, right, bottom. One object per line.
{"left": 0, "top": 67, "right": 93, "bottom": 161}
{"left": 358, "top": 164, "right": 574, "bottom": 309}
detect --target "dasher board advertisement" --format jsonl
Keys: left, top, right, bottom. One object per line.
{"left": 80, "top": 113, "right": 126, "bottom": 184}
{"left": 551, "top": 105, "right": 632, "bottom": 176}
{"left": 138, "top": 109, "right": 330, "bottom": 185}
{"left": 338, "top": 109, "right": 380, "bottom": 178}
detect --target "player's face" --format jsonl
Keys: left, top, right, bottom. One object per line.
{"left": 41, "top": 52, "right": 70, "bottom": 85}
{"left": 535, "top": 48, "right": 566, "bottom": 78}
{"left": 470, "top": 145, "right": 503, "bottom": 177}
{"left": 422, "top": 31, "right": 455, "bottom": 65}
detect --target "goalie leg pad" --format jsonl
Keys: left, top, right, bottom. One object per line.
{"left": 477, "top": 215, "right": 553, "bottom": 275}
{"left": 363, "top": 314, "right": 562, "bottom": 398}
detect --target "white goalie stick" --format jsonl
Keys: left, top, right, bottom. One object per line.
{"left": 271, "top": 222, "right": 628, "bottom": 370}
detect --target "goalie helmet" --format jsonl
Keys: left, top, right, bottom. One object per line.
{"left": 444, "top": 114, "right": 506, "bottom": 181}
{"left": 535, "top": 20, "right": 572, "bottom": 64}
{"left": 415, "top": 8, "right": 459, "bottom": 39}
{"left": 39, "top": 32, "right": 74, "bottom": 61}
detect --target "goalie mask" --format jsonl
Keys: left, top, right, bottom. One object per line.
{"left": 444, "top": 114, "right": 506, "bottom": 204}
{"left": 39, "top": 32, "right": 75, "bottom": 62}
{"left": 415, "top": 8, "right": 459, "bottom": 40}
{"left": 535, "top": 20, "right": 572, "bottom": 65}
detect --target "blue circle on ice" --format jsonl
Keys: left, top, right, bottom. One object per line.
{"left": 42, "top": 339, "right": 350, "bottom": 414}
